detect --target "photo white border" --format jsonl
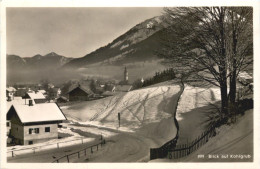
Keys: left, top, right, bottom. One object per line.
{"left": 1, "top": 0, "right": 260, "bottom": 169}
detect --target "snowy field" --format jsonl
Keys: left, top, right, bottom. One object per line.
{"left": 151, "top": 109, "right": 253, "bottom": 162}
{"left": 61, "top": 83, "right": 181, "bottom": 134}
{"left": 176, "top": 85, "right": 221, "bottom": 144}
{"left": 8, "top": 80, "right": 252, "bottom": 163}
{"left": 8, "top": 81, "right": 182, "bottom": 162}
{"left": 60, "top": 82, "right": 182, "bottom": 162}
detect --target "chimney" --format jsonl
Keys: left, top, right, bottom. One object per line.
{"left": 7, "top": 96, "right": 11, "bottom": 102}
{"left": 29, "top": 100, "right": 33, "bottom": 106}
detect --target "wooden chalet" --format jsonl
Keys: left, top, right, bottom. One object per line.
{"left": 67, "top": 84, "right": 94, "bottom": 101}
{"left": 24, "top": 91, "right": 47, "bottom": 104}
{"left": 7, "top": 102, "right": 67, "bottom": 145}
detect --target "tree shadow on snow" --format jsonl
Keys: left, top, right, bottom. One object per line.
{"left": 176, "top": 101, "right": 221, "bottom": 145}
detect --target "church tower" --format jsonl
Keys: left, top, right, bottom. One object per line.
{"left": 124, "top": 66, "right": 128, "bottom": 83}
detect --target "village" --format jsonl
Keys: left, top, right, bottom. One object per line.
{"left": 5, "top": 63, "right": 253, "bottom": 163}
{"left": 3, "top": 6, "right": 255, "bottom": 166}
{"left": 6, "top": 67, "right": 134, "bottom": 145}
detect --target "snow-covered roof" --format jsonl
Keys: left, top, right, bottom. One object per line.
{"left": 238, "top": 71, "right": 252, "bottom": 80}
{"left": 38, "top": 90, "right": 46, "bottom": 94}
{"left": 57, "top": 96, "right": 68, "bottom": 101}
{"left": 26, "top": 92, "right": 46, "bottom": 99}
{"left": 48, "top": 83, "right": 55, "bottom": 88}
{"left": 6, "top": 87, "right": 17, "bottom": 92}
{"left": 67, "top": 85, "right": 94, "bottom": 95}
{"left": 115, "top": 85, "right": 132, "bottom": 92}
{"left": 10, "top": 103, "right": 66, "bottom": 123}
{"left": 6, "top": 97, "right": 23, "bottom": 111}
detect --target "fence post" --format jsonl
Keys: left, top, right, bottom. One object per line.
{"left": 12, "top": 151, "right": 14, "bottom": 157}
{"left": 97, "top": 144, "right": 98, "bottom": 151}
{"left": 78, "top": 152, "right": 80, "bottom": 158}
{"left": 184, "top": 144, "right": 186, "bottom": 156}
{"left": 168, "top": 151, "right": 172, "bottom": 159}
{"left": 67, "top": 155, "right": 69, "bottom": 163}
{"left": 57, "top": 143, "right": 59, "bottom": 149}
{"left": 91, "top": 147, "right": 93, "bottom": 154}
{"left": 188, "top": 144, "right": 190, "bottom": 155}
{"left": 85, "top": 149, "right": 86, "bottom": 156}
{"left": 180, "top": 145, "right": 182, "bottom": 157}
{"left": 196, "top": 137, "right": 199, "bottom": 149}
{"left": 82, "top": 138, "right": 83, "bottom": 144}
{"left": 179, "top": 146, "right": 181, "bottom": 158}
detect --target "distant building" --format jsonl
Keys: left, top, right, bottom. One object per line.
{"left": 67, "top": 84, "right": 94, "bottom": 101}
{"left": 24, "top": 91, "right": 47, "bottom": 104}
{"left": 56, "top": 96, "right": 68, "bottom": 103}
{"left": 105, "top": 84, "right": 116, "bottom": 92}
{"left": 7, "top": 103, "right": 67, "bottom": 145}
{"left": 124, "top": 66, "right": 128, "bottom": 83}
{"left": 48, "top": 87, "right": 61, "bottom": 99}
{"left": 6, "top": 87, "right": 17, "bottom": 101}
{"left": 15, "top": 88, "right": 28, "bottom": 97}
{"left": 115, "top": 85, "right": 132, "bottom": 92}
{"left": 37, "top": 89, "right": 47, "bottom": 96}
{"left": 48, "top": 83, "right": 55, "bottom": 89}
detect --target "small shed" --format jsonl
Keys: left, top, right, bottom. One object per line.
{"left": 56, "top": 96, "right": 68, "bottom": 103}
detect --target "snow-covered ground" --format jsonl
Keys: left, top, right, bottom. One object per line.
{"left": 151, "top": 109, "right": 253, "bottom": 162}
{"left": 62, "top": 83, "right": 181, "bottom": 133}
{"left": 7, "top": 126, "right": 95, "bottom": 157}
{"left": 7, "top": 81, "right": 253, "bottom": 163}
{"left": 176, "top": 85, "right": 221, "bottom": 144}
{"left": 8, "top": 81, "right": 182, "bottom": 162}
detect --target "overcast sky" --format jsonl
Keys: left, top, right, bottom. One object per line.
{"left": 7, "top": 7, "right": 163, "bottom": 58}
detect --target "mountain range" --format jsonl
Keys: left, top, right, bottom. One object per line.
{"left": 7, "top": 52, "right": 73, "bottom": 70}
{"left": 7, "top": 15, "right": 170, "bottom": 84}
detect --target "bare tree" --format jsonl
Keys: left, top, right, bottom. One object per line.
{"left": 226, "top": 7, "right": 253, "bottom": 116}
{"left": 158, "top": 7, "right": 253, "bottom": 119}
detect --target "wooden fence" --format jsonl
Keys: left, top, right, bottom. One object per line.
{"left": 150, "top": 124, "right": 216, "bottom": 160}
{"left": 150, "top": 135, "right": 178, "bottom": 160}
{"left": 168, "top": 125, "right": 216, "bottom": 159}
{"left": 7, "top": 137, "right": 96, "bottom": 158}
{"left": 150, "top": 117, "right": 180, "bottom": 160}
{"left": 52, "top": 139, "right": 106, "bottom": 163}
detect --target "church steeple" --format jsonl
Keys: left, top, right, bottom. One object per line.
{"left": 124, "top": 66, "right": 128, "bottom": 82}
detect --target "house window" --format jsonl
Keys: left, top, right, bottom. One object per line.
{"left": 6, "top": 122, "right": 10, "bottom": 127}
{"left": 28, "top": 141, "right": 33, "bottom": 145}
{"left": 29, "top": 128, "right": 39, "bottom": 134}
{"left": 34, "top": 128, "right": 39, "bottom": 134}
{"left": 45, "top": 127, "right": 50, "bottom": 132}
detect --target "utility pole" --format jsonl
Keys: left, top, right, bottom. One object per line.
{"left": 118, "top": 112, "right": 120, "bottom": 128}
